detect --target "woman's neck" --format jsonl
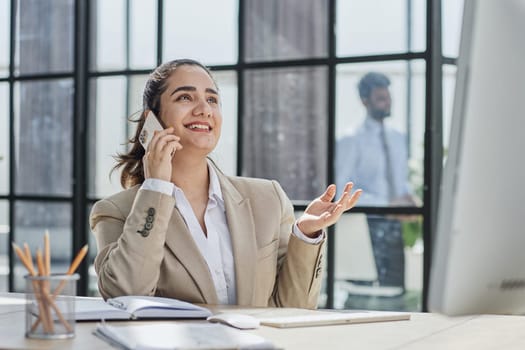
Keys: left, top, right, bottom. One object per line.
{"left": 170, "top": 155, "right": 209, "bottom": 194}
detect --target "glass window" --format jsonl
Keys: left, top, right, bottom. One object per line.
{"left": 0, "top": 201, "right": 8, "bottom": 292}
{"left": 13, "top": 201, "right": 72, "bottom": 291}
{"left": 335, "top": 60, "right": 425, "bottom": 207}
{"left": 0, "top": 0, "right": 9, "bottom": 77}
{"left": 127, "top": 74, "right": 149, "bottom": 141}
{"left": 86, "top": 203, "right": 100, "bottom": 296}
{"left": 129, "top": 0, "right": 157, "bottom": 69}
{"left": 334, "top": 213, "right": 422, "bottom": 311}
{"left": 244, "top": 0, "right": 328, "bottom": 62}
{"left": 14, "top": 79, "right": 74, "bottom": 196}
{"left": 15, "top": 0, "right": 74, "bottom": 75}
{"left": 443, "top": 64, "right": 457, "bottom": 159}
{"left": 0, "top": 83, "right": 8, "bottom": 194}
{"left": 163, "top": 0, "right": 237, "bottom": 65}
{"left": 88, "top": 76, "right": 127, "bottom": 199}
{"left": 209, "top": 71, "right": 237, "bottom": 176}
{"left": 410, "top": 0, "right": 427, "bottom": 54}
{"left": 91, "top": 0, "right": 126, "bottom": 71}
{"left": 442, "top": 0, "right": 465, "bottom": 58}
{"left": 336, "top": 0, "right": 426, "bottom": 57}
{"left": 242, "top": 66, "right": 328, "bottom": 201}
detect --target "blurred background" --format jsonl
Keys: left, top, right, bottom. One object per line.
{"left": 0, "top": 0, "right": 463, "bottom": 312}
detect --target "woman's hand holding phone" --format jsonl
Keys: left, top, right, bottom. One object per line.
{"left": 141, "top": 113, "right": 183, "bottom": 182}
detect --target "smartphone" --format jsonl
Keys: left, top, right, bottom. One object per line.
{"left": 139, "top": 111, "right": 164, "bottom": 150}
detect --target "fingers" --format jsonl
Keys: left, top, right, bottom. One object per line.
{"left": 319, "top": 184, "right": 337, "bottom": 202}
{"left": 149, "top": 128, "right": 182, "bottom": 159}
{"left": 345, "top": 189, "right": 363, "bottom": 210}
{"left": 148, "top": 127, "right": 177, "bottom": 152}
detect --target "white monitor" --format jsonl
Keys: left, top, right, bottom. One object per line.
{"left": 429, "top": 0, "right": 525, "bottom": 315}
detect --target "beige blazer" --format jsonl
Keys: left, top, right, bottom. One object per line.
{"left": 90, "top": 171, "right": 325, "bottom": 308}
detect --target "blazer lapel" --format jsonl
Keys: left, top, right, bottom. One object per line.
{"left": 217, "top": 171, "right": 257, "bottom": 306}
{"left": 164, "top": 208, "right": 219, "bottom": 304}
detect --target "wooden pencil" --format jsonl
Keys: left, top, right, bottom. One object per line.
{"left": 51, "top": 244, "right": 88, "bottom": 297}
{"left": 36, "top": 249, "right": 54, "bottom": 333}
{"left": 12, "top": 243, "right": 52, "bottom": 333}
{"left": 44, "top": 231, "right": 51, "bottom": 276}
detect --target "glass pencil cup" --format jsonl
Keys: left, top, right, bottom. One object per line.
{"left": 24, "top": 274, "right": 79, "bottom": 339}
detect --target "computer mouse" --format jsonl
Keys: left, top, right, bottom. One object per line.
{"left": 207, "top": 313, "right": 260, "bottom": 329}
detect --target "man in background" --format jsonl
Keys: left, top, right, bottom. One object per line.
{"left": 336, "top": 72, "right": 415, "bottom": 207}
{"left": 336, "top": 72, "right": 418, "bottom": 310}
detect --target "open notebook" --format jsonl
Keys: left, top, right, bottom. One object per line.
{"left": 74, "top": 296, "right": 212, "bottom": 320}
{"left": 219, "top": 308, "right": 410, "bottom": 328}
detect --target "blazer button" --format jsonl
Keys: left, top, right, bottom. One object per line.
{"left": 144, "top": 222, "right": 153, "bottom": 230}
{"left": 137, "top": 229, "right": 150, "bottom": 237}
{"left": 147, "top": 208, "right": 156, "bottom": 216}
{"left": 146, "top": 215, "right": 154, "bottom": 223}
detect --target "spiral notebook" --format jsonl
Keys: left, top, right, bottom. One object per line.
{"left": 75, "top": 296, "right": 212, "bottom": 321}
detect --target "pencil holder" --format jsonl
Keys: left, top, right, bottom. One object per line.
{"left": 25, "top": 274, "right": 79, "bottom": 339}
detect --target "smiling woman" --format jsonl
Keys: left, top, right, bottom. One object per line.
{"left": 89, "top": 59, "right": 362, "bottom": 308}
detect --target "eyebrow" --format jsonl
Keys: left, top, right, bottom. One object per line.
{"left": 170, "top": 86, "right": 218, "bottom": 96}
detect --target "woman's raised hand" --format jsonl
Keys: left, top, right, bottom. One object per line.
{"left": 143, "top": 127, "right": 182, "bottom": 181}
{"left": 297, "top": 183, "right": 362, "bottom": 238}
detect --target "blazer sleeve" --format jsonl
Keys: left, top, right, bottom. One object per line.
{"left": 90, "top": 189, "right": 175, "bottom": 300}
{"left": 269, "top": 181, "right": 326, "bottom": 309}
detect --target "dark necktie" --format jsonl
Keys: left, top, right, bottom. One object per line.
{"left": 380, "top": 124, "right": 395, "bottom": 202}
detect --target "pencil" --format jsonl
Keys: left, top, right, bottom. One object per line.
{"left": 44, "top": 230, "right": 51, "bottom": 276}
{"left": 12, "top": 243, "right": 51, "bottom": 333}
{"left": 51, "top": 244, "right": 88, "bottom": 298}
{"left": 36, "top": 249, "right": 54, "bottom": 333}
{"left": 67, "top": 244, "right": 89, "bottom": 275}
{"left": 23, "top": 243, "right": 34, "bottom": 273}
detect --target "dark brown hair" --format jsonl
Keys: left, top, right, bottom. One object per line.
{"left": 113, "top": 59, "right": 217, "bottom": 188}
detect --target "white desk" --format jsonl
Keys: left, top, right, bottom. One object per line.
{"left": 2, "top": 293, "right": 525, "bottom": 349}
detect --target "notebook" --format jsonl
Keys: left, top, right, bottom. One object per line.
{"left": 93, "top": 322, "right": 276, "bottom": 350}
{"left": 218, "top": 308, "right": 410, "bottom": 328}
{"left": 74, "top": 296, "right": 212, "bottom": 321}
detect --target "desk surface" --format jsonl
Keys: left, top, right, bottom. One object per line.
{"left": 2, "top": 293, "right": 525, "bottom": 350}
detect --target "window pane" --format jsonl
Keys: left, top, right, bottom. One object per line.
{"left": 14, "top": 79, "right": 74, "bottom": 196}
{"left": 87, "top": 203, "right": 100, "bottom": 296}
{"left": 129, "top": 0, "right": 157, "bottom": 69}
{"left": 244, "top": 0, "right": 328, "bottom": 62}
{"left": 210, "top": 71, "right": 237, "bottom": 176}
{"left": 443, "top": 65, "right": 457, "bottom": 158}
{"left": 334, "top": 213, "right": 422, "bottom": 311}
{"left": 0, "top": 0, "right": 9, "bottom": 77}
{"left": 91, "top": 0, "right": 126, "bottom": 71}
{"left": 88, "top": 76, "right": 127, "bottom": 198}
{"left": 13, "top": 201, "right": 72, "bottom": 292}
{"left": 0, "top": 201, "right": 8, "bottom": 292}
{"left": 442, "top": 0, "right": 464, "bottom": 58}
{"left": 163, "top": 0, "right": 237, "bottom": 65}
{"left": 127, "top": 74, "right": 149, "bottom": 139}
{"left": 411, "top": 0, "right": 427, "bottom": 53}
{"left": 337, "top": 0, "right": 426, "bottom": 57}
{"left": 243, "top": 66, "right": 327, "bottom": 201}
{"left": 335, "top": 61, "right": 425, "bottom": 207}
{"left": 15, "top": 0, "right": 74, "bottom": 75}
{"left": 0, "top": 83, "right": 8, "bottom": 194}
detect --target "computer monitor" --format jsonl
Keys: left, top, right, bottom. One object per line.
{"left": 428, "top": 0, "right": 525, "bottom": 315}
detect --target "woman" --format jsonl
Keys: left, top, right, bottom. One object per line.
{"left": 91, "top": 59, "right": 361, "bottom": 308}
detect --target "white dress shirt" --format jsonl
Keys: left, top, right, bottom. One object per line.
{"left": 141, "top": 161, "right": 323, "bottom": 304}
{"left": 336, "top": 116, "right": 412, "bottom": 206}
